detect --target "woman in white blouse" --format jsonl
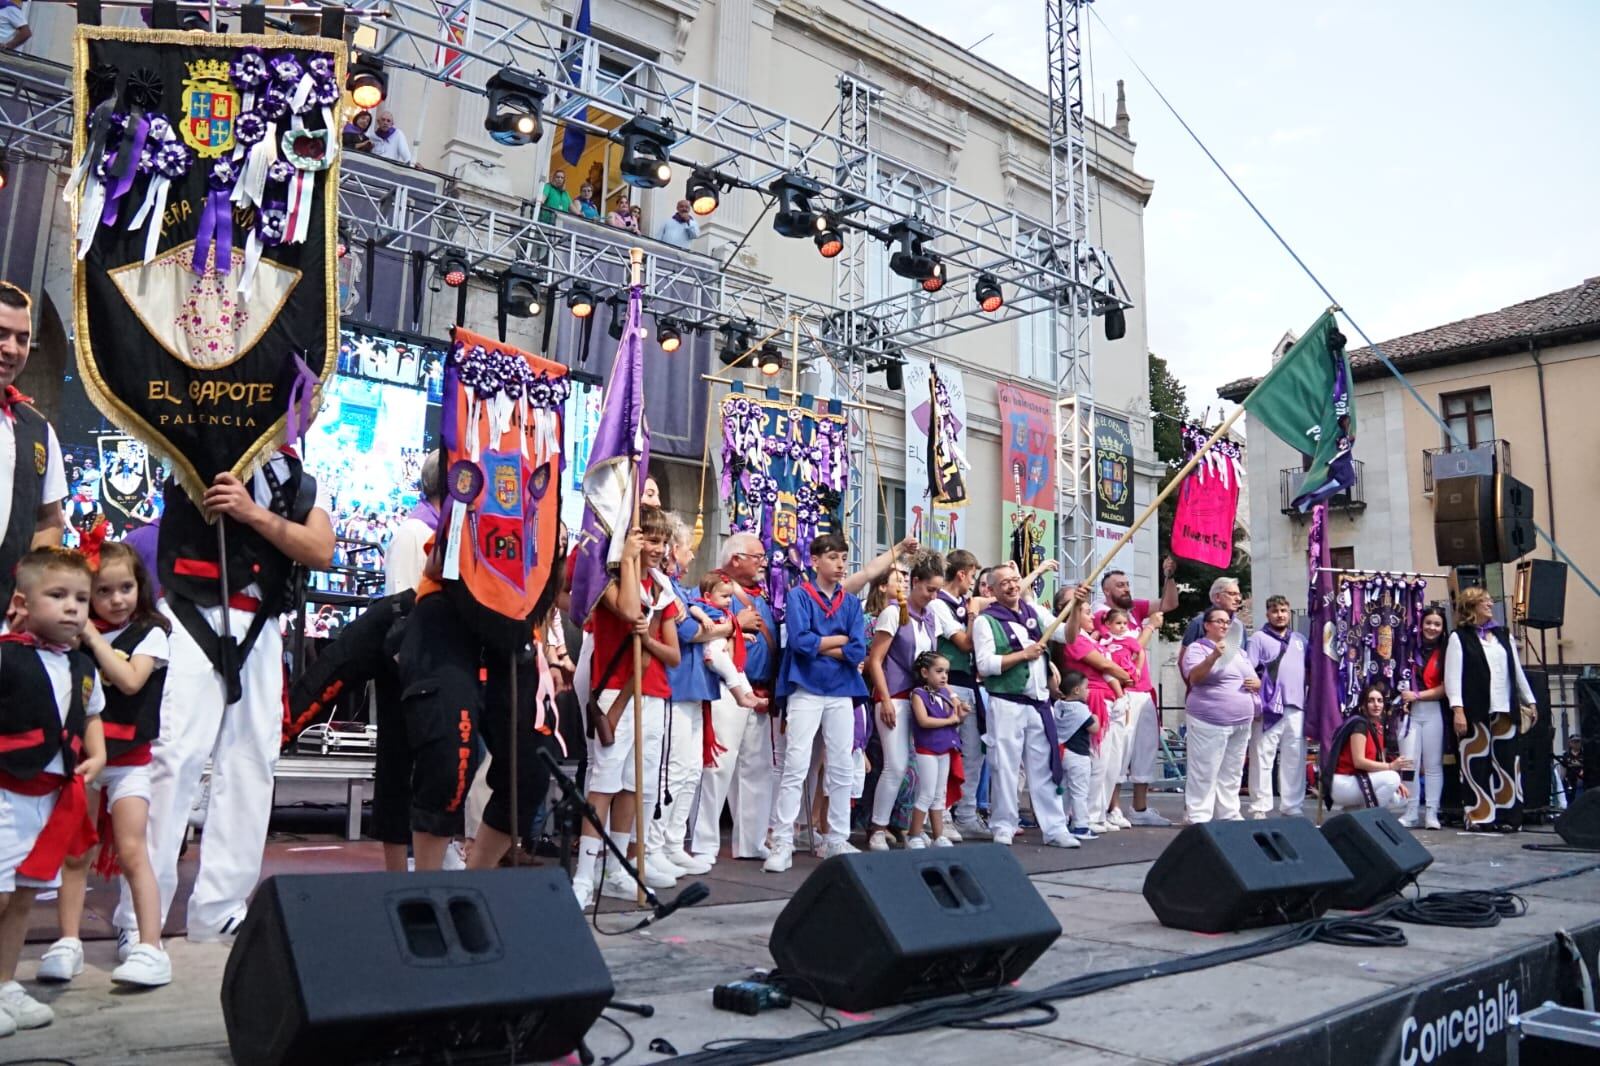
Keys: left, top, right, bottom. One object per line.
{"left": 1444, "top": 587, "right": 1537, "bottom": 831}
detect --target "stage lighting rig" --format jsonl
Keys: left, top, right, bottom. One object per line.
{"left": 618, "top": 115, "right": 676, "bottom": 189}
{"left": 568, "top": 283, "right": 596, "bottom": 319}
{"left": 438, "top": 250, "right": 470, "bottom": 289}
{"left": 1094, "top": 294, "right": 1127, "bottom": 341}
{"left": 346, "top": 52, "right": 387, "bottom": 110}
{"left": 758, "top": 343, "right": 785, "bottom": 377}
{"left": 769, "top": 173, "right": 826, "bottom": 239}
{"left": 718, "top": 319, "right": 756, "bottom": 367}
{"left": 886, "top": 218, "right": 941, "bottom": 287}
{"left": 484, "top": 68, "right": 547, "bottom": 147}
{"left": 686, "top": 169, "right": 721, "bottom": 216}
{"left": 657, "top": 318, "right": 683, "bottom": 353}
{"left": 974, "top": 273, "right": 1003, "bottom": 312}
{"left": 814, "top": 215, "right": 843, "bottom": 258}
{"left": 499, "top": 264, "right": 542, "bottom": 317}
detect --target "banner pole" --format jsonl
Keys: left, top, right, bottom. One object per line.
{"left": 1040, "top": 402, "right": 1247, "bottom": 643}
{"left": 628, "top": 247, "right": 647, "bottom": 908}
{"left": 508, "top": 647, "right": 519, "bottom": 868}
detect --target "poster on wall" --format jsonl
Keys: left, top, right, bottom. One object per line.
{"left": 904, "top": 358, "right": 968, "bottom": 553}
{"left": 996, "top": 382, "right": 1057, "bottom": 602}
{"left": 1093, "top": 412, "right": 1134, "bottom": 574}
{"left": 562, "top": 378, "right": 604, "bottom": 535}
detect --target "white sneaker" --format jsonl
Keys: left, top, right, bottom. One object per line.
{"left": 648, "top": 852, "right": 687, "bottom": 880}
{"left": 1045, "top": 833, "right": 1082, "bottom": 849}
{"left": 793, "top": 827, "right": 816, "bottom": 851}
{"left": 642, "top": 857, "right": 677, "bottom": 890}
{"left": 762, "top": 845, "right": 794, "bottom": 873}
{"left": 601, "top": 869, "right": 646, "bottom": 902}
{"left": 1398, "top": 813, "right": 1420, "bottom": 829}
{"left": 36, "top": 938, "right": 83, "bottom": 983}
{"left": 820, "top": 840, "right": 859, "bottom": 859}
{"left": 0, "top": 981, "right": 52, "bottom": 1029}
{"left": 932, "top": 836, "right": 954, "bottom": 848}
{"left": 1425, "top": 812, "right": 1443, "bottom": 831}
{"left": 953, "top": 816, "right": 992, "bottom": 840}
{"left": 867, "top": 829, "right": 893, "bottom": 852}
{"left": 572, "top": 876, "right": 596, "bottom": 906}
{"left": 442, "top": 840, "right": 467, "bottom": 870}
{"left": 1127, "top": 807, "right": 1173, "bottom": 827}
{"left": 991, "top": 828, "right": 1014, "bottom": 846}
{"left": 906, "top": 834, "right": 930, "bottom": 850}
{"left": 1088, "top": 820, "right": 1112, "bottom": 834}
{"left": 0, "top": 1007, "right": 14, "bottom": 1037}
{"left": 1108, "top": 808, "right": 1133, "bottom": 829}
{"left": 664, "top": 848, "right": 713, "bottom": 875}
{"left": 188, "top": 910, "right": 247, "bottom": 945}
{"left": 940, "top": 823, "right": 963, "bottom": 843}
{"left": 188, "top": 776, "right": 211, "bottom": 830}
{"left": 116, "top": 927, "right": 135, "bottom": 964}
{"left": 112, "top": 944, "right": 172, "bottom": 988}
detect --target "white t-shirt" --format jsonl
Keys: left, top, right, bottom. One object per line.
{"left": 0, "top": 416, "right": 66, "bottom": 544}
{"left": 0, "top": 7, "right": 27, "bottom": 50}
{"left": 383, "top": 516, "right": 431, "bottom": 596}
{"left": 36, "top": 648, "right": 106, "bottom": 776}
{"left": 101, "top": 623, "right": 171, "bottom": 667}
{"left": 874, "top": 604, "right": 960, "bottom": 664}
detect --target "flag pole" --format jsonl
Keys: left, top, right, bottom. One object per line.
{"left": 628, "top": 246, "right": 648, "bottom": 907}
{"left": 1040, "top": 402, "right": 1247, "bottom": 642}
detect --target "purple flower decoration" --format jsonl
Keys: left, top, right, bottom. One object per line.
{"left": 235, "top": 111, "right": 268, "bottom": 146}
{"left": 258, "top": 87, "right": 290, "bottom": 120}
{"left": 267, "top": 160, "right": 294, "bottom": 184}
{"left": 209, "top": 158, "right": 238, "bottom": 188}
{"left": 268, "top": 52, "right": 304, "bottom": 86}
{"left": 308, "top": 55, "right": 334, "bottom": 80}
{"left": 147, "top": 115, "right": 173, "bottom": 143}
{"left": 258, "top": 206, "right": 288, "bottom": 243}
{"left": 311, "top": 77, "right": 341, "bottom": 107}
{"left": 231, "top": 49, "right": 270, "bottom": 90}
{"left": 154, "top": 142, "right": 192, "bottom": 180}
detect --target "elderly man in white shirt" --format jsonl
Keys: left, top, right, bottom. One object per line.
{"left": 368, "top": 111, "right": 416, "bottom": 166}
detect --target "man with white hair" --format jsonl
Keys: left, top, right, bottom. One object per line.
{"left": 1182, "top": 576, "right": 1244, "bottom": 647}
{"left": 368, "top": 110, "right": 416, "bottom": 166}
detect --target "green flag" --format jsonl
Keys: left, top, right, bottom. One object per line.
{"left": 1243, "top": 310, "right": 1356, "bottom": 511}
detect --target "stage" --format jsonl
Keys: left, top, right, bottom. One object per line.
{"left": 12, "top": 791, "right": 1600, "bottom": 1065}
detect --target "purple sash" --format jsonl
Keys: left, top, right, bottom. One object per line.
{"left": 883, "top": 605, "right": 936, "bottom": 696}
{"left": 1256, "top": 627, "right": 1291, "bottom": 729}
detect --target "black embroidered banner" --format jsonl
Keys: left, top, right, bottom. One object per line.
{"left": 71, "top": 27, "right": 345, "bottom": 505}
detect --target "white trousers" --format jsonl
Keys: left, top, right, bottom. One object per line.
{"left": 1062, "top": 749, "right": 1092, "bottom": 828}
{"left": 1332, "top": 771, "right": 1406, "bottom": 812}
{"left": 1091, "top": 700, "right": 1132, "bottom": 818}
{"left": 648, "top": 700, "right": 703, "bottom": 855}
{"left": 912, "top": 751, "right": 951, "bottom": 813}
{"left": 464, "top": 756, "right": 492, "bottom": 840}
{"left": 692, "top": 695, "right": 774, "bottom": 858}
{"left": 1401, "top": 703, "right": 1445, "bottom": 819}
{"left": 985, "top": 695, "right": 1068, "bottom": 839}
{"left": 771, "top": 691, "right": 855, "bottom": 847}
{"left": 117, "top": 604, "right": 283, "bottom": 934}
{"left": 1183, "top": 718, "right": 1251, "bottom": 824}
{"left": 1249, "top": 709, "right": 1307, "bottom": 816}
{"left": 949, "top": 685, "right": 985, "bottom": 820}
{"left": 870, "top": 698, "right": 913, "bottom": 826}
{"left": 1126, "top": 691, "right": 1160, "bottom": 784}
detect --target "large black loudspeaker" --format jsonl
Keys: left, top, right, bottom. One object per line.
{"left": 1141, "top": 820, "right": 1353, "bottom": 933}
{"left": 1522, "top": 669, "right": 1554, "bottom": 815}
{"left": 221, "top": 871, "right": 613, "bottom": 1066}
{"left": 1556, "top": 791, "right": 1600, "bottom": 851}
{"left": 1516, "top": 559, "right": 1568, "bottom": 630}
{"left": 1320, "top": 808, "right": 1434, "bottom": 909}
{"left": 768, "top": 845, "right": 1060, "bottom": 1011}
{"left": 1433, "top": 473, "right": 1535, "bottom": 565}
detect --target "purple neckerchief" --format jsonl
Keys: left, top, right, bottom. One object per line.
{"left": 981, "top": 600, "right": 1040, "bottom": 653}
{"left": 935, "top": 588, "right": 969, "bottom": 625}
{"left": 407, "top": 498, "right": 441, "bottom": 531}
{"left": 883, "top": 603, "right": 937, "bottom": 696}
{"left": 1256, "top": 626, "right": 1292, "bottom": 729}
{"left": 373, "top": 126, "right": 397, "bottom": 140}
{"left": 1476, "top": 622, "right": 1498, "bottom": 640}
{"left": 979, "top": 602, "right": 1061, "bottom": 787}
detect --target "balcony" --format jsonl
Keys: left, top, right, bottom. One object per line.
{"left": 1280, "top": 460, "right": 1366, "bottom": 516}
{"left": 1422, "top": 440, "right": 1512, "bottom": 494}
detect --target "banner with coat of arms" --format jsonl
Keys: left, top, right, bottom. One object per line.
{"left": 71, "top": 28, "right": 345, "bottom": 506}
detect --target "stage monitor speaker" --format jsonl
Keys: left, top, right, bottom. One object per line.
{"left": 221, "top": 871, "right": 613, "bottom": 1066}
{"left": 1578, "top": 679, "right": 1600, "bottom": 792}
{"left": 1433, "top": 473, "right": 1536, "bottom": 565}
{"left": 1142, "top": 820, "right": 1353, "bottom": 933}
{"left": 1522, "top": 669, "right": 1554, "bottom": 817}
{"left": 1517, "top": 560, "right": 1568, "bottom": 630}
{"left": 1556, "top": 791, "right": 1600, "bottom": 851}
{"left": 768, "top": 845, "right": 1060, "bottom": 1011}
{"left": 1320, "top": 808, "right": 1434, "bottom": 909}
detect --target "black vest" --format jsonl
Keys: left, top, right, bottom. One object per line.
{"left": 100, "top": 620, "right": 167, "bottom": 759}
{"left": 1, "top": 403, "right": 50, "bottom": 609}
{"left": 0, "top": 643, "right": 93, "bottom": 779}
{"left": 1455, "top": 627, "right": 1517, "bottom": 726}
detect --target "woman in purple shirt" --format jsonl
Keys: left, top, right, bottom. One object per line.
{"left": 1180, "top": 607, "right": 1261, "bottom": 823}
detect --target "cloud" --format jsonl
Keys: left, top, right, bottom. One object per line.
{"left": 1267, "top": 126, "right": 1323, "bottom": 145}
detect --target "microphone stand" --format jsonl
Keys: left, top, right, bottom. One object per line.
{"left": 537, "top": 747, "right": 659, "bottom": 911}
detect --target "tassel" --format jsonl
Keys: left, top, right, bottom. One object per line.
{"left": 702, "top": 702, "right": 726, "bottom": 768}
{"left": 92, "top": 790, "right": 122, "bottom": 880}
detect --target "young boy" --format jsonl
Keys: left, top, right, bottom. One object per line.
{"left": 930, "top": 549, "right": 990, "bottom": 838}
{"left": 0, "top": 549, "right": 106, "bottom": 1032}
{"left": 573, "top": 506, "right": 681, "bottom": 904}
{"left": 765, "top": 533, "right": 869, "bottom": 872}
{"left": 694, "top": 574, "right": 764, "bottom": 710}
{"left": 1245, "top": 594, "right": 1309, "bottom": 818}
{"left": 1053, "top": 669, "right": 1098, "bottom": 840}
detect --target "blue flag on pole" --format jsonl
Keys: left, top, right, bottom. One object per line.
{"left": 569, "top": 283, "right": 649, "bottom": 624}
{"left": 561, "top": 0, "right": 591, "bottom": 167}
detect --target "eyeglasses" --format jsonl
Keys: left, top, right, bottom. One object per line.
{"left": 729, "top": 552, "right": 759, "bottom": 562}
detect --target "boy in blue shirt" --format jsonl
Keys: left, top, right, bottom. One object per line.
{"left": 765, "top": 533, "right": 868, "bottom": 871}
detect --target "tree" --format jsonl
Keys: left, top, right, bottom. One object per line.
{"left": 1151, "top": 353, "right": 1250, "bottom": 638}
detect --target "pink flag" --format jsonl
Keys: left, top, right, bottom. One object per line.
{"left": 1171, "top": 424, "right": 1242, "bottom": 568}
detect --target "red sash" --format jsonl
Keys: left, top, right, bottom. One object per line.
{"left": 0, "top": 770, "right": 97, "bottom": 882}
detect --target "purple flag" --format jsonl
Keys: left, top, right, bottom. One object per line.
{"left": 1305, "top": 502, "right": 1343, "bottom": 756}
{"left": 569, "top": 285, "right": 649, "bottom": 625}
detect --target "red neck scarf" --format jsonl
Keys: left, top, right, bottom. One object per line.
{"left": 1, "top": 384, "right": 31, "bottom": 422}
{"left": 0, "top": 630, "right": 73, "bottom": 655}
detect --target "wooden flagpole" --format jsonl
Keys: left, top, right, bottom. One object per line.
{"left": 1039, "top": 402, "right": 1247, "bottom": 642}
{"left": 628, "top": 247, "right": 648, "bottom": 907}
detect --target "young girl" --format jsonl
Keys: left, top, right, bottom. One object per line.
{"left": 1098, "top": 609, "right": 1144, "bottom": 705}
{"left": 694, "top": 574, "right": 764, "bottom": 710}
{"left": 907, "top": 652, "right": 967, "bottom": 848}
{"left": 38, "top": 541, "right": 170, "bottom": 988}
{"left": 1332, "top": 683, "right": 1413, "bottom": 812}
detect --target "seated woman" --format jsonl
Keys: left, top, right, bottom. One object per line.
{"left": 1331, "top": 683, "right": 1413, "bottom": 812}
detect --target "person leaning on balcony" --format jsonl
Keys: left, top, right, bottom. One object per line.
{"left": 0, "top": 1, "right": 31, "bottom": 52}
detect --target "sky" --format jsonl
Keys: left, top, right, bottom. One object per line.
{"left": 875, "top": 0, "right": 1600, "bottom": 413}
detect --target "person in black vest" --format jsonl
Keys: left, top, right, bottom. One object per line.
{"left": 0, "top": 548, "right": 105, "bottom": 1033}
{"left": 114, "top": 451, "right": 333, "bottom": 944}
{"left": 0, "top": 283, "right": 67, "bottom": 609}
{"left": 1445, "top": 586, "right": 1537, "bottom": 831}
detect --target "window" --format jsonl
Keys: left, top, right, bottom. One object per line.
{"left": 875, "top": 479, "right": 907, "bottom": 556}
{"left": 1330, "top": 547, "right": 1356, "bottom": 572}
{"left": 1441, "top": 388, "right": 1494, "bottom": 448}
{"left": 1017, "top": 298, "right": 1055, "bottom": 382}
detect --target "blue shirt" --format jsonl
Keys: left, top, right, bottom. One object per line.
{"left": 730, "top": 582, "right": 779, "bottom": 686}
{"left": 664, "top": 577, "right": 716, "bottom": 702}
{"left": 777, "top": 583, "right": 868, "bottom": 699}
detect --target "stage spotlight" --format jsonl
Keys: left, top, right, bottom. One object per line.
{"left": 769, "top": 173, "right": 824, "bottom": 238}
{"left": 657, "top": 319, "right": 683, "bottom": 353}
{"left": 484, "top": 68, "right": 547, "bottom": 147}
{"left": 618, "top": 115, "right": 676, "bottom": 189}
{"left": 1103, "top": 306, "right": 1127, "bottom": 341}
{"left": 568, "top": 283, "right": 595, "bottom": 319}
{"left": 718, "top": 320, "right": 754, "bottom": 367}
{"left": 346, "top": 52, "right": 387, "bottom": 111}
{"left": 814, "top": 217, "right": 843, "bottom": 259}
{"left": 758, "top": 343, "right": 785, "bottom": 377}
{"left": 686, "top": 170, "right": 720, "bottom": 217}
{"left": 975, "top": 273, "right": 1003, "bottom": 312}
{"left": 920, "top": 258, "right": 946, "bottom": 293}
{"left": 499, "top": 264, "right": 541, "bottom": 317}
{"left": 438, "top": 250, "right": 470, "bottom": 289}
{"left": 884, "top": 359, "right": 904, "bottom": 392}
{"left": 886, "top": 218, "right": 943, "bottom": 288}
{"left": 0, "top": 150, "right": 9, "bottom": 194}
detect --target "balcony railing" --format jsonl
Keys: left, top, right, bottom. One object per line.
{"left": 1422, "top": 440, "right": 1512, "bottom": 494}
{"left": 1280, "top": 460, "right": 1366, "bottom": 516}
